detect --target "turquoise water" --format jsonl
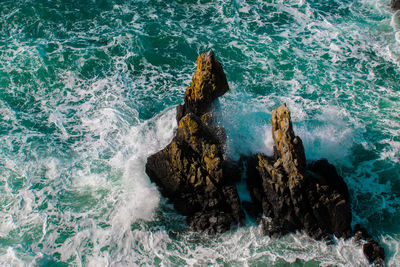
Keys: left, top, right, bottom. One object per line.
{"left": 0, "top": 0, "right": 399, "bottom": 265}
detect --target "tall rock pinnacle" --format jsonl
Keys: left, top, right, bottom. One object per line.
{"left": 271, "top": 103, "right": 306, "bottom": 180}
{"left": 176, "top": 50, "right": 229, "bottom": 122}
{"left": 146, "top": 51, "right": 244, "bottom": 234}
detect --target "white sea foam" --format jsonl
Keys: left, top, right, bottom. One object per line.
{"left": 41, "top": 107, "right": 178, "bottom": 265}
{"left": 382, "top": 234, "right": 400, "bottom": 266}
{"left": 295, "top": 106, "right": 355, "bottom": 164}
{"left": 1, "top": 0, "right": 399, "bottom": 265}
{"left": 0, "top": 247, "right": 25, "bottom": 267}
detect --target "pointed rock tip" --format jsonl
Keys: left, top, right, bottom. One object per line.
{"left": 176, "top": 51, "right": 229, "bottom": 121}
{"left": 272, "top": 103, "right": 289, "bottom": 115}
{"left": 196, "top": 49, "right": 217, "bottom": 72}
{"left": 271, "top": 103, "right": 306, "bottom": 176}
{"left": 206, "top": 49, "right": 214, "bottom": 58}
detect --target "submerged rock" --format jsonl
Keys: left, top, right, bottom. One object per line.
{"left": 146, "top": 51, "right": 244, "bottom": 234}
{"left": 391, "top": 0, "right": 400, "bottom": 10}
{"left": 354, "top": 225, "right": 386, "bottom": 266}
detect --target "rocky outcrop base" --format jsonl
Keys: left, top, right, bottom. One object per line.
{"left": 354, "top": 225, "right": 386, "bottom": 266}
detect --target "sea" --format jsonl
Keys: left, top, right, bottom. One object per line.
{"left": 0, "top": 0, "right": 399, "bottom": 266}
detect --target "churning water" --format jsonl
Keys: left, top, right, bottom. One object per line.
{"left": 0, "top": 0, "right": 399, "bottom": 266}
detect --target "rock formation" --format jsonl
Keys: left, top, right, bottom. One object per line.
{"left": 391, "top": 0, "right": 400, "bottom": 10}
{"left": 245, "top": 103, "right": 385, "bottom": 264}
{"left": 146, "top": 50, "right": 244, "bottom": 234}
{"left": 176, "top": 50, "right": 229, "bottom": 122}
{"left": 246, "top": 103, "right": 352, "bottom": 240}
{"left": 145, "top": 51, "right": 385, "bottom": 264}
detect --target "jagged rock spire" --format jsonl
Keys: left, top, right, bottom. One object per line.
{"left": 247, "top": 103, "right": 352, "bottom": 240}
{"left": 271, "top": 103, "right": 306, "bottom": 179}
{"left": 176, "top": 50, "right": 229, "bottom": 122}
{"left": 146, "top": 51, "right": 244, "bottom": 235}
{"left": 145, "top": 52, "right": 385, "bottom": 265}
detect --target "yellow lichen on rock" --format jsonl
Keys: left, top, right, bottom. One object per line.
{"left": 176, "top": 50, "right": 229, "bottom": 123}
{"left": 179, "top": 115, "right": 199, "bottom": 135}
{"left": 146, "top": 51, "right": 244, "bottom": 235}
{"left": 271, "top": 103, "right": 306, "bottom": 179}
{"left": 185, "top": 52, "right": 217, "bottom": 103}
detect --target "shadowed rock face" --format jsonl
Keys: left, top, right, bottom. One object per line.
{"left": 146, "top": 51, "right": 244, "bottom": 234}
{"left": 391, "top": 0, "right": 400, "bottom": 10}
{"left": 247, "top": 104, "right": 352, "bottom": 240}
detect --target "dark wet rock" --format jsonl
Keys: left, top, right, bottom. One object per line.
{"left": 246, "top": 103, "right": 352, "bottom": 240}
{"left": 391, "top": 0, "right": 400, "bottom": 10}
{"left": 146, "top": 51, "right": 244, "bottom": 234}
{"left": 354, "top": 225, "right": 386, "bottom": 266}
